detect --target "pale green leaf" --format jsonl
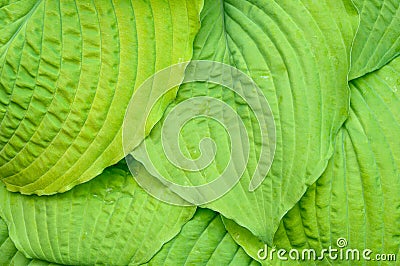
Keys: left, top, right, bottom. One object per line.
{"left": 0, "top": 0, "right": 203, "bottom": 195}
{"left": 223, "top": 213, "right": 331, "bottom": 265}
{"left": 0, "top": 217, "right": 61, "bottom": 265}
{"left": 349, "top": 0, "right": 400, "bottom": 79}
{"left": 227, "top": 54, "right": 400, "bottom": 265}
{"left": 273, "top": 55, "right": 400, "bottom": 264}
{"left": 0, "top": 216, "right": 19, "bottom": 264}
{"left": 0, "top": 160, "right": 196, "bottom": 265}
{"left": 222, "top": 217, "right": 271, "bottom": 265}
{"left": 132, "top": 0, "right": 358, "bottom": 245}
{"left": 145, "top": 208, "right": 260, "bottom": 266}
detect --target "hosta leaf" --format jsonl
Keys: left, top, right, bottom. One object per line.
{"left": 0, "top": 217, "right": 60, "bottom": 265}
{"left": 132, "top": 0, "right": 358, "bottom": 244}
{"left": 228, "top": 55, "right": 400, "bottom": 264}
{"left": 0, "top": 0, "right": 203, "bottom": 195}
{"left": 349, "top": 0, "right": 400, "bottom": 79}
{"left": 208, "top": 36, "right": 400, "bottom": 266}
{"left": 222, "top": 217, "right": 273, "bottom": 265}
{"left": 8, "top": 254, "right": 60, "bottom": 266}
{"left": 223, "top": 204, "right": 333, "bottom": 265}
{"left": 0, "top": 160, "right": 196, "bottom": 265}
{"left": 0, "top": 0, "right": 7, "bottom": 7}
{"left": 145, "top": 208, "right": 260, "bottom": 266}
{"left": 8, "top": 254, "right": 61, "bottom": 266}
{"left": 0, "top": 216, "right": 19, "bottom": 264}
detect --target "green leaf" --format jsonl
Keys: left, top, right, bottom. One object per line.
{"left": 223, "top": 216, "right": 334, "bottom": 265}
{"left": 0, "top": 160, "right": 196, "bottom": 265}
{"left": 222, "top": 217, "right": 272, "bottom": 265}
{"left": 349, "top": 0, "right": 400, "bottom": 79}
{"left": 132, "top": 0, "right": 358, "bottom": 245}
{"left": 0, "top": 0, "right": 24, "bottom": 9}
{"left": 228, "top": 55, "right": 400, "bottom": 264}
{"left": 0, "top": 0, "right": 203, "bottom": 195}
{"left": 8, "top": 253, "right": 61, "bottom": 266}
{"left": 274, "top": 56, "right": 400, "bottom": 263}
{"left": 9, "top": 254, "right": 60, "bottom": 266}
{"left": 0, "top": 216, "right": 19, "bottom": 264}
{"left": 145, "top": 208, "right": 260, "bottom": 266}
{"left": 0, "top": 217, "right": 60, "bottom": 265}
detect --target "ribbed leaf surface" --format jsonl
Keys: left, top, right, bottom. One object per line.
{"left": 224, "top": 53, "right": 400, "bottom": 265}
{"left": 274, "top": 54, "right": 400, "bottom": 264}
{"left": 350, "top": 0, "right": 400, "bottom": 79}
{"left": 133, "top": 0, "right": 358, "bottom": 244}
{"left": 0, "top": 161, "right": 196, "bottom": 265}
{"left": 0, "top": 0, "right": 203, "bottom": 195}
{"left": 146, "top": 209, "right": 260, "bottom": 266}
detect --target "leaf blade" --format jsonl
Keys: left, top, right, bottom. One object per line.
{"left": 0, "top": 160, "right": 196, "bottom": 265}
{"left": 0, "top": 0, "right": 203, "bottom": 195}
{"left": 132, "top": 0, "right": 358, "bottom": 244}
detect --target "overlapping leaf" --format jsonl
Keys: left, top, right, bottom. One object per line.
{"left": 132, "top": 0, "right": 358, "bottom": 245}
{"left": 0, "top": 217, "right": 60, "bottom": 265}
{"left": 0, "top": 160, "right": 196, "bottom": 265}
{"left": 225, "top": 53, "right": 400, "bottom": 265}
{"left": 145, "top": 208, "right": 259, "bottom": 266}
{"left": 0, "top": 216, "right": 19, "bottom": 264}
{"left": 2, "top": 0, "right": 400, "bottom": 264}
{"left": 278, "top": 55, "right": 400, "bottom": 264}
{"left": 350, "top": 0, "right": 400, "bottom": 79}
{"left": 0, "top": 0, "right": 203, "bottom": 195}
